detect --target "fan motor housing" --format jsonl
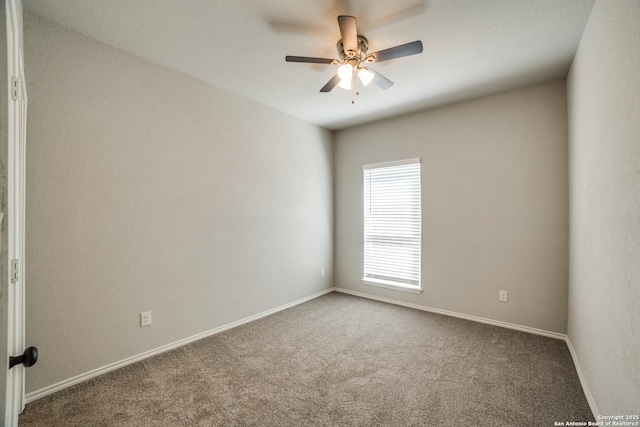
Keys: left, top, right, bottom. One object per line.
{"left": 337, "top": 35, "right": 369, "bottom": 61}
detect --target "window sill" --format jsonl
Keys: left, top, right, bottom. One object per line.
{"left": 361, "top": 278, "right": 423, "bottom": 294}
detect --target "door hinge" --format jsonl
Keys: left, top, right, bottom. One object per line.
{"left": 11, "top": 77, "right": 20, "bottom": 101}
{"left": 11, "top": 259, "right": 19, "bottom": 283}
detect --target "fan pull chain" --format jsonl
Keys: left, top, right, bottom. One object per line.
{"left": 352, "top": 67, "right": 359, "bottom": 104}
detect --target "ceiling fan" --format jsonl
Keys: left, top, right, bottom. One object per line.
{"left": 285, "top": 15, "right": 423, "bottom": 95}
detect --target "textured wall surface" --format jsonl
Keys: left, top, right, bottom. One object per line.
{"left": 24, "top": 11, "right": 333, "bottom": 394}
{"left": 567, "top": 0, "right": 640, "bottom": 414}
{"left": 335, "top": 81, "right": 569, "bottom": 333}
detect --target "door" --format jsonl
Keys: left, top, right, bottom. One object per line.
{"left": 0, "top": 1, "right": 11, "bottom": 422}
{"left": 2, "top": 0, "right": 28, "bottom": 425}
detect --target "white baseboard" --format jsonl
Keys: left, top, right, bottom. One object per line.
{"left": 564, "top": 336, "right": 600, "bottom": 420}
{"left": 333, "top": 287, "right": 566, "bottom": 340}
{"left": 25, "top": 288, "right": 334, "bottom": 404}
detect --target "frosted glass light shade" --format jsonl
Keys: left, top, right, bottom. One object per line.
{"left": 338, "top": 78, "right": 352, "bottom": 90}
{"left": 357, "top": 67, "right": 374, "bottom": 86}
{"left": 337, "top": 64, "right": 353, "bottom": 81}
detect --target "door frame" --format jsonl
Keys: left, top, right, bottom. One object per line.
{"left": 5, "top": 0, "right": 26, "bottom": 425}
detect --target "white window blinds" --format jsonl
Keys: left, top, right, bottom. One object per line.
{"left": 363, "top": 158, "right": 421, "bottom": 289}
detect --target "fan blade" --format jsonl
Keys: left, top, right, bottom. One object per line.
{"left": 368, "top": 68, "right": 394, "bottom": 90}
{"left": 338, "top": 15, "right": 357, "bottom": 54}
{"left": 320, "top": 74, "right": 341, "bottom": 93}
{"left": 368, "top": 40, "right": 423, "bottom": 62}
{"left": 286, "top": 56, "right": 335, "bottom": 64}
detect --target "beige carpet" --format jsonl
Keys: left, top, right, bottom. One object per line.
{"left": 19, "top": 292, "right": 594, "bottom": 426}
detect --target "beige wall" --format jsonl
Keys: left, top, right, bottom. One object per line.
{"left": 335, "top": 81, "right": 569, "bottom": 333}
{"left": 567, "top": 0, "right": 640, "bottom": 414}
{"left": 23, "top": 12, "right": 333, "bottom": 394}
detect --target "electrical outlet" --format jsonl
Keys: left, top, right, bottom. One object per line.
{"left": 140, "top": 311, "right": 152, "bottom": 327}
{"left": 499, "top": 290, "right": 508, "bottom": 302}
{"left": 321, "top": 268, "right": 325, "bottom": 277}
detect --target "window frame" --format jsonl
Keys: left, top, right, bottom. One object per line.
{"left": 362, "top": 158, "right": 422, "bottom": 294}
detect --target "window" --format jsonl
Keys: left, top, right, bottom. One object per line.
{"left": 362, "top": 158, "right": 422, "bottom": 293}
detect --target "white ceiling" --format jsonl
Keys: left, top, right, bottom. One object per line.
{"left": 22, "top": 0, "right": 594, "bottom": 130}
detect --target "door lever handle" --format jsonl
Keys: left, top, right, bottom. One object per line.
{"left": 10, "top": 346, "right": 38, "bottom": 369}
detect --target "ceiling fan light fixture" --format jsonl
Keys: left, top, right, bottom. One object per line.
{"left": 357, "top": 67, "right": 374, "bottom": 86}
{"left": 337, "top": 63, "right": 354, "bottom": 90}
{"left": 337, "top": 64, "right": 353, "bottom": 82}
{"left": 285, "top": 15, "right": 423, "bottom": 95}
{"left": 337, "top": 78, "right": 352, "bottom": 90}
